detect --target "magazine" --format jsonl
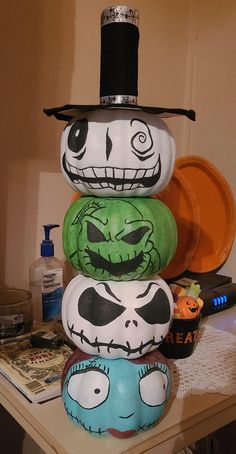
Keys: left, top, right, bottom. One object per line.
{"left": 0, "top": 334, "right": 73, "bottom": 403}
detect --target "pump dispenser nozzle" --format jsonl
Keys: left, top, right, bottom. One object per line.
{"left": 41, "top": 224, "right": 59, "bottom": 257}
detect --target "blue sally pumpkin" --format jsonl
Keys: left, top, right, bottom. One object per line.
{"left": 63, "top": 196, "right": 177, "bottom": 281}
{"left": 61, "top": 348, "right": 171, "bottom": 438}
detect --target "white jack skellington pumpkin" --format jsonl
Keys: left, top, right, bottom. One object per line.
{"left": 60, "top": 109, "right": 176, "bottom": 197}
{"left": 62, "top": 274, "right": 174, "bottom": 359}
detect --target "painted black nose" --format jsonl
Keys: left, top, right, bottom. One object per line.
{"left": 125, "top": 320, "right": 138, "bottom": 328}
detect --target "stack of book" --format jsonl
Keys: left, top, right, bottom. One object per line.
{"left": 0, "top": 331, "right": 73, "bottom": 403}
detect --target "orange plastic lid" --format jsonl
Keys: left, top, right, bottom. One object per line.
{"left": 154, "top": 168, "right": 201, "bottom": 279}
{"left": 176, "top": 155, "right": 236, "bottom": 272}
{"left": 71, "top": 192, "right": 81, "bottom": 202}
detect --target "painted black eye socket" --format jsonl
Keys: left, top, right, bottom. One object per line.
{"left": 121, "top": 226, "right": 150, "bottom": 245}
{"left": 79, "top": 287, "right": 126, "bottom": 326}
{"left": 130, "top": 118, "right": 154, "bottom": 161}
{"left": 68, "top": 118, "right": 88, "bottom": 154}
{"left": 135, "top": 288, "right": 170, "bottom": 324}
{"left": 87, "top": 221, "right": 106, "bottom": 242}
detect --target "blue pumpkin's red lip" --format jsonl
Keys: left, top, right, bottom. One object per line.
{"left": 107, "top": 428, "right": 136, "bottom": 438}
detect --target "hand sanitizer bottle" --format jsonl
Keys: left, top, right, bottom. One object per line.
{"left": 29, "top": 224, "right": 64, "bottom": 324}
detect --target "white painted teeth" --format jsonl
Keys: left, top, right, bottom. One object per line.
{"left": 136, "top": 169, "right": 146, "bottom": 179}
{"left": 115, "top": 168, "right": 125, "bottom": 179}
{"left": 125, "top": 168, "right": 136, "bottom": 179}
{"left": 67, "top": 160, "right": 160, "bottom": 190}
{"left": 145, "top": 168, "right": 154, "bottom": 177}
{"left": 92, "top": 168, "right": 104, "bottom": 178}
{"left": 105, "top": 167, "right": 113, "bottom": 178}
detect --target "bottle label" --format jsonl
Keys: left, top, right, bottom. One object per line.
{"left": 42, "top": 268, "right": 63, "bottom": 321}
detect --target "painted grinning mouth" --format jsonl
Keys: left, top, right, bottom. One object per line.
{"left": 84, "top": 249, "right": 144, "bottom": 277}
{"left": 62, "top": 154, "right": 161, "bottom": 190}
{"left": 189, "top": 306, "right": 198, "bottom": 313}
{"left": 67, "top": 321, "right": 164, "bottom": 356}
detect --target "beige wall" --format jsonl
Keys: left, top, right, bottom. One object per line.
{"left": 0, "top": 0, "right": 235, "bottom": 287}
{"left": 186, "top": 0, "right": 236, "bottom": 279}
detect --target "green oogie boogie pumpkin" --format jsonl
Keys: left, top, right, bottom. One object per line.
{"left": 63, "top": 196, "right": 177, "bottom": 281}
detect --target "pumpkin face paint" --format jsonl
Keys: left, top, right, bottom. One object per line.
{"left": 170, "top": 282, "right": 204, "bottom": 320}
{"left": 176, "top": 295, "right": 201, "bottom": 319}
{"left": 60, "top": 109, "right": 176, "bottom": 197}
{"left": 61, "top": 348, "right": 171, "bottom": 437}
{"left": 63, "top": 196, "right": 177, "bottom": 281}
{"left": 61, "top": 274, "right": 174, "bottom": 359}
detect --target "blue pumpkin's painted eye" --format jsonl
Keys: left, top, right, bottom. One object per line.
{"left": 139, "top": 369, "right": 168, "bottom": 407}
{"left": 67, "top": 368, "right": 110, "bottom": 409}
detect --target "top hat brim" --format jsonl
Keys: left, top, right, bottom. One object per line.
{"left": 43, "top": 104, "right": 196, "bottom": 122}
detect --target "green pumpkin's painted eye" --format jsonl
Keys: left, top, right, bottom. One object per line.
{"left": 121, "top": 226, "right": 150, "bottom": 245}
{"left": 87, "top": 221, "right": 107, "bottom": 242}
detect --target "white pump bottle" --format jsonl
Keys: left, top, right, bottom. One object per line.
{"left": 29, "top": 224, "right": 64, "bottom": 324}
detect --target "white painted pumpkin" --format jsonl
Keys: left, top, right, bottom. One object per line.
{"left": 60, "top": 109, "right": 176, "bottom": 197}
{"left": 62, "top": 274, "right": 174, "bottom": 359}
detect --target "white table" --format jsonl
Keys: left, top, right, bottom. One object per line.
{"left": 0, "top": 307, "right": 235, "bottom": 454}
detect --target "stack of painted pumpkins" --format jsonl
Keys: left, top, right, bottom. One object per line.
{"left": 45, "top": 6, "right": 195, "bottom": 439}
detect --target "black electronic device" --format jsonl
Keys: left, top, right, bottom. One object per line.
{"left": 30, "top": 330, "right": 64, "bottom": 349}
{"left": 200, "top": 283, "right": 236, "bottom": 317}
{"left": 168, "top": 271, "right": 235, "bottom": 317}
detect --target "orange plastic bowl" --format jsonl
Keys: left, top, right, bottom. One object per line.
{"left": 176, "top": 155, "right": 236, "bottom": 273}
{"left": 154, "top": 168, "right": 201, "bottom": 279}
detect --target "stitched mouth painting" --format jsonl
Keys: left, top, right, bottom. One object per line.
{"left": 61, "top": 348, "right": 171, "bottom": 438}
{"left": 61, "top": 274, "right": 174, "bottom": 359}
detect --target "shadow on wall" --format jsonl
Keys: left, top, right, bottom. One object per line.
{"left": 0, "top": 0, "right": 75, "bottom": 288}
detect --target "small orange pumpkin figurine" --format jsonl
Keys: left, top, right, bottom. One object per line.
{"left": 170, "top": 283, "right": 204, "bottom": 319}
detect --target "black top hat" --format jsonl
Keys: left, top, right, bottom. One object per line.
{"left": 44, "top": 5, "right": 195, "bottom": 122}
